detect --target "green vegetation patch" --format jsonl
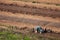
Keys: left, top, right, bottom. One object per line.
{"left": 0, "top": 31, "right": 31, "bottom": 40}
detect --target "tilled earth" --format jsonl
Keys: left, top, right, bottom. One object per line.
{"left": 0, "top": 3, "right": 60, "bottom": 17}
{"left": 0, "top": 2, "right": 60, "bottom": 40}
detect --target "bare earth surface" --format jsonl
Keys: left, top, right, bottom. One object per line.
{"left": 0, "top": 11, "right": 60, "bottom": 33}
{"left": 0, "top": 3, "right": 60, "bottom": 17}
{"left": 1, "top": 0, "right": 60, "bottom": 4}
{"left": 0, "top": 1, "right": 60, "bottom": 40}
{"left": 0, "top": 2, "right": 60, "bottom": 32}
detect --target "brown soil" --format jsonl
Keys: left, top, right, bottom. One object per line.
{"left": 0, "top": 11, "right": 60, "bottom": 33}
{"left": 37, "top": 0, "right": 60, "bottom": 4}
{"left": 1, "top": 0, "right": 60, "bottom": 4}
{"left": 1, "top": 1, "right": 60, "bottom": 10}
{"left": 0, "top": 11, "right": 60, "bottom": 23}
{"left": 0, "top": 1, "right": 60, "bottom": 38}
{"left": 0, "top": 3, "right": 60, "bottom": 17}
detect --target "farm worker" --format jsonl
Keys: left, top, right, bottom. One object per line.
{"left": 35, "top": 26, "right": 44, "bottom": 33}
{"left": 35, "top": 26, "right": 41, "bottom": 33}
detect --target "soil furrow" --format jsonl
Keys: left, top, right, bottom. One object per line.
{"left": 0, "top": 3, "right": 60, "bottom": 17}
{"left": 0, "top": 15, "right": 50, "bottom": 26}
